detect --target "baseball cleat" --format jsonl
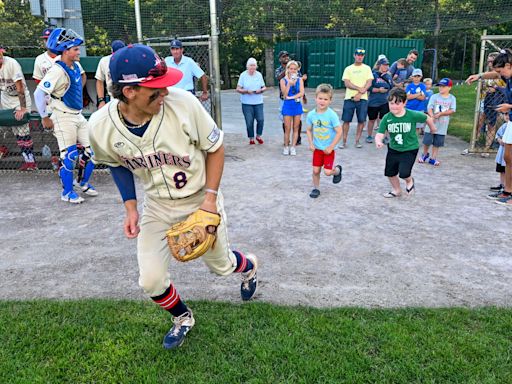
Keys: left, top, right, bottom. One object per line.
{"left": 163, "top": 310, "right": 195, "bottom": 350}
{"left": 80, "top": 183, "right": 99, "bottom": 196}
{"left": 61, "top": 190, "right": 84, "bottom": 204}
{"left": 241, "top": 253, "right": 258, "bottom": 301}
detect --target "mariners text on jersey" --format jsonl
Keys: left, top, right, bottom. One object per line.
{"left": 121, "top": 151, "right": 191, "bottom": 171}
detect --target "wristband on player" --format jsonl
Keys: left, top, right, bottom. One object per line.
{"left": 205, "top": 188, "right": 218, "bottom": 195}
{"left": 97, "top": 97, "right": 106, "bottom": 106}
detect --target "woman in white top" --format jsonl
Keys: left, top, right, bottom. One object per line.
{"left": 236, "top": 58, "right": 266, "bottom": 144}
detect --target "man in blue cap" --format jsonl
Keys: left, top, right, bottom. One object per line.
{"left": 164, "top": 39, "right": 209, "bottom": 101}
{"left": 88, "top": 44, "right": 259, "bottom": 350}
{"left": 95, "top": 39, "right": 126, "bottom": 109}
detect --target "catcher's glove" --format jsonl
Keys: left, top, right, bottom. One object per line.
{"left": 166, "top": 209, "right": 221, "bottom": 262}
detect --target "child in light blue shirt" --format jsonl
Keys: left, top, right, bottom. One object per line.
{"left": 305, "top": 84, "right": 343, "bottom": 198}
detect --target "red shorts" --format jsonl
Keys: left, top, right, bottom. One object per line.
{"left": 312, "top": 149, "right": 335, "bottom": 170}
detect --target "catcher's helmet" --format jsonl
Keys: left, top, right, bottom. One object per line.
{"left": 46, "top": 28, "right": 83, "bottom": 54}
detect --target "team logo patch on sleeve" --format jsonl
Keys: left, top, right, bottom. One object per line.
{"left": 43, "top": 81, "right": 51, "bottom": 88}
{"left": 207, "top": 126, "right": 221, "bottom": 143}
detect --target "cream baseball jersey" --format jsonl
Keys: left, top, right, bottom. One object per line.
{"left": 88, "top": 88, "right": 223, "bottom": 200}
{"left": 37, "top": 62, "right": 85, "bottom": 113}
{"left": 33, "top": 52, "right": 61, "bottom": 81}
{"left": 0, "top": 56, "right": 31, "bottom": 109}
{"left": 94, "top": 54, "right": 114, "bottom": 97}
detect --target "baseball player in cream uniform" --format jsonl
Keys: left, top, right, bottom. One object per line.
{"left": 95, "top": 40, "right": 125, "bottom": 109}
{"left": 88, "top": 44, "right": 259, "bottom": 350}
{"left": 0, "top": 48, "right": 37, "bottom": 170}
{"left": 33, "top": 28, "right": 60, "bottom": 84}
{"left": 34, "top": 28, "right": 98, "bottom": 203}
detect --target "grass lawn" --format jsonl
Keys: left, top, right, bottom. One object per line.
{"left": 446, "top": 84, "right": 478, "bottom": 142}
{"left": 1, "top": 300, "right": 511, "bottom": 383}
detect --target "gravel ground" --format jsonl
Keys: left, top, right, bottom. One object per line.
{"left": 1, "top": 88, "right": 510, "bottom": 308}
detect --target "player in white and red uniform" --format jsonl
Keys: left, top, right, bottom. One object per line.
{"left": 0, "top": 48, "right": 36, "bottom": 170}
{"left": 88, "top": 44, "right": 259, "bottom": 350}
{"left": 95, "top": 39, "right": 125, "bottom": 109}
{"left": 33, "top": 28, "right": 60, "bottom": 84}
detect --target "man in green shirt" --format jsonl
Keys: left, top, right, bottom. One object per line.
{"left": 375, "top": 88, "right": 436, "bottom": 198}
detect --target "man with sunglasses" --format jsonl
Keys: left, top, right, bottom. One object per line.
{"left": 341, "top": 47, "right": 374, "bottom": 148}
{"left": 88, "top": 44, "right": 259, "bottom": 350}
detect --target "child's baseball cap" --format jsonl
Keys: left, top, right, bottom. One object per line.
{"left": 110, "top": 44, "right": 183, "bottom": 88}
{"left": 436, "top": 78, "right": 453, "bottom": 87}
{"left": 411, "top": 68, "right": 423, "bottom": 77}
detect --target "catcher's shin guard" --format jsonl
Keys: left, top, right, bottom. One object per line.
{"left": 77, "top": 147, "right": 95, "bottom": 184}
{"left": 59, "top": 145, "right": 79, "bottom": 194}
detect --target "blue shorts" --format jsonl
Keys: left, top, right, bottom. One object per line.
{"left": 423, "top": 132, "right": 445, "bottom": 147}
{"left": 342, "top": 99, "right": 368, "bottom": 123}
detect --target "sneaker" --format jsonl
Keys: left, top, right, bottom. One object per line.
{"left": 496, "top": 195, "right": 512, "bottom": 206}
{"left": 365, "top": 135, "right": 373, "bottom": 144}
{"left": 162, "top": 310, "right": 195, "bottom": 349}
{"left": 339, "top": 142, "right": 346, "bottom": 149}
{"left": 332, "top": 165, "right": 342, "bottom": 184}
{"left": 61, "top": 190, "right": 84, "bottom": 204}
{"left": 488, "top": 192, "right": 511, "bottom": 200}
{"left": 309, "top": 188, "right": 320, "bottom": 198}
{"left": 241, "top": 253, "right": 258, "bottom": 301}
{"left": 0, "top": 145, "right": 8, "bottom": 159}
{"left": 355, "top": 141, "right": 363, "bottom": 148}
{"left": 249, "top": 139, "right": 255, "bottom": 145}
{"left": 282, "top": 146, "right": 290, "bottom": 155}
{"left": 489, "top": 184, "right": 504, "bottom": 192}
{"left": 461, "top": 148, "right": 469, "bottom": 155}
{"left": 80, "top": 183, "right": 99, "bottom": 196}
{"left": 256, "top": 137, "right": 264, "bottom": 144}
{"left": 18, "top": 162, "right": 37, "bottom": 171}
{"left": 289, "top": 147, "right": 297, "bottom": 156}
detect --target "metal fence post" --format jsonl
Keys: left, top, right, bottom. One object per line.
{"left": 209, "top": 0, "right": 222, "bottom": 128}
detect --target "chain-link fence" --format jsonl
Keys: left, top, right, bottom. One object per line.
{"left": 145, "top": 36, "right": 214, "bottom": 118}
{"left": 469, "top": 35, "right": 512, "bottom": 154}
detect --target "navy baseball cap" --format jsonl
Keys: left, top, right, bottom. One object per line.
{"left": 111, "top": 40, "right": 126, "bottom": 53}
{"left": 170, "top": 39, "right": 183, "bottom": 49}
{"left": 354, "top": 48, "right": 366, "bottom": 55}
{"left": 110, "top": 44, "right": 183, "bottom": 88}
{"left": 41, "top": 28, "right": 53, "bottom": 39}
{"left": 278, "top": 50, "right": 289, "bottom": 58}
{"left": 377, "top": 58, "right": 389, "bottom": 65}
{"left": 436, "top": 78, "right": 453, "bottom": 87}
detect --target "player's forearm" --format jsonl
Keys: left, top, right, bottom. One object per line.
{"left": 426, "top": 117, "right": 437, "bottom": 133}
{"left": 96, "top": 80, "right": 105, "bottom": 98}
{"left": 34, "top": 88, "right": 49, "bottom": 117}
{"left": 204, "top": 144, "right": 224, "bottom": 193}
{"left": 332, "top": 128, "right": 343, "bottom": 146}
{"left": 201, "top": 75, "right": 208, "bottom": 93}
{"left": 15, "top": 81, "right": 26, "bottom": 108}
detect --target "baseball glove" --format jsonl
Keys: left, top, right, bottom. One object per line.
{"left": 166, "top": 209, "right": 221, "bottom": 262}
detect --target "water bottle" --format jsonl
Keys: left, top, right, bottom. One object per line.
{"left": 41, "top": 144, "right": 52, "bottom": 159}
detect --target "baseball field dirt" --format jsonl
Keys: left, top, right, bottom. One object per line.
{"left": 1, "top": 88, "right": 510, "bottom": 308}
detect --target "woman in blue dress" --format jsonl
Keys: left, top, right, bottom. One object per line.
{"left": 279, "top": 60, "right": 304, "bottom": 156}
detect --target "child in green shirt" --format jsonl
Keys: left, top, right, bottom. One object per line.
{"left": 375, "top": 88, "right": 437, "bottom": 198}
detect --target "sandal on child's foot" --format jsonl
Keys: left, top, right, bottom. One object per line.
{"left": 406, "top": 179, "right": 415, "bottom": 195}
{"left": 383, "top": 191, "right": 401, "bottom": 198}
{"left": 428, "top": 158, "right": 440, "bottom": 166}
